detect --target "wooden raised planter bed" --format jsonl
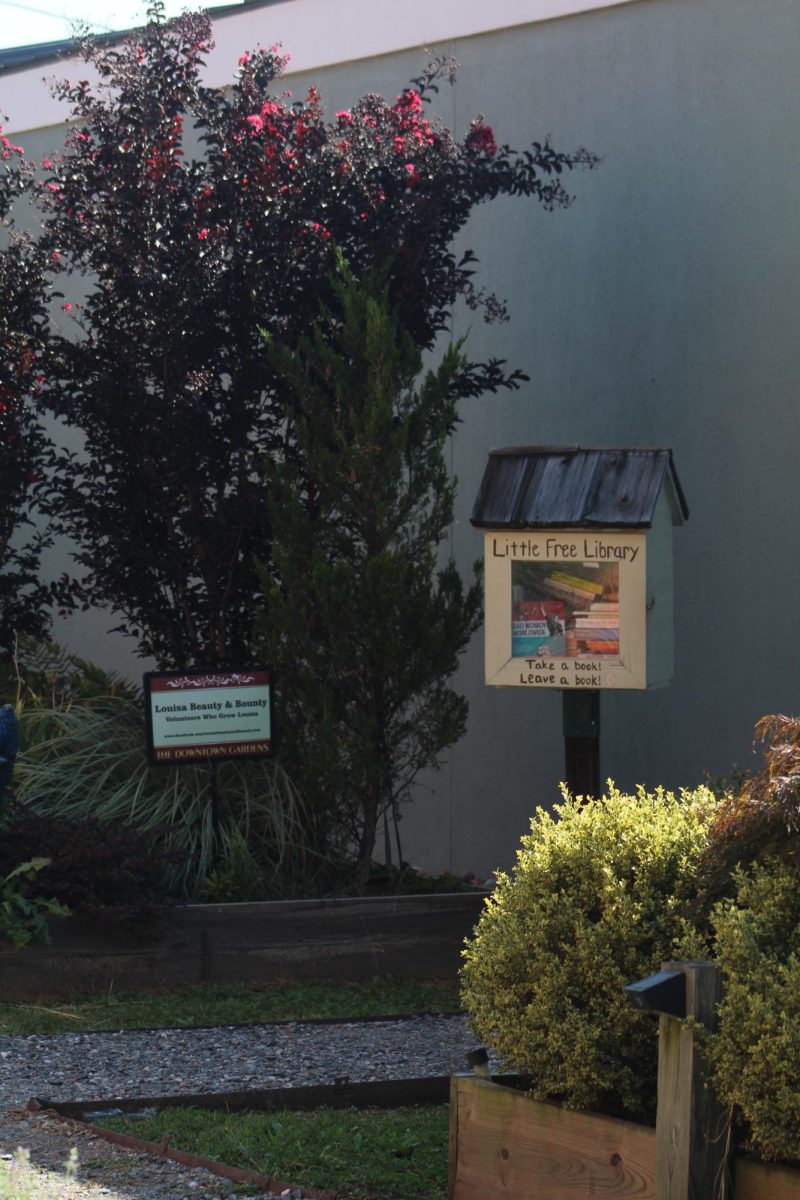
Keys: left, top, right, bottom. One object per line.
{"left": 449, "top": 959, "right": 800, "bottom": 1200}
{"left": 449, "top": 1074, "right": 656, "bottom": 1199}
{"left": 0, "top": 891, "right": 486, "bottom": 999}
{"left": 736, "top": 1159, "right": 800, "bottom": 1200}
{"left": 449, "top": 1074, "right": 800, "bottom": 1200}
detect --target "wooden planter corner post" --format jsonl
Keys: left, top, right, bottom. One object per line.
{"left": 629, "top": 960, "right": 729, "bottom": 1200}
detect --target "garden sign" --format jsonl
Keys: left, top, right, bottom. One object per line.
{"left": 143, "top": 668, "right": 273, "bottom": 767}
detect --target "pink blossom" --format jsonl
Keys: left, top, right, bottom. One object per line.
{"left": 404, "top": 163, "right": 420, "bottom": 185}
{"left": 41, "top": 158, "right": 53, "bottom": 168}
{"left": 61, "top": 303, "right": 72, "bottom": 311}
{"left": 245, "top": 114, "right": 264, "bottom": 133}
{"left": 396, "top": 89, "right": 423, "bottom": 114}
{"left": 198, "top": 228, "right": 209, "bottom": 240}
{"left": 238, "top": 52, "right": 250, "bottom": 65}
{"left": 0, "top": 131, "right": 23, "bottom": 156}
{"left": 465, "top": 119, "right": 498, "bottom": 159}
{"left": 46, "top": 182, "right": 61, "bottom": 192}
{"left": 335, "top": 110, "right": 352, "bottom": 124}
{"left": 51, "top": 251, "right": 61, "bottom": 263}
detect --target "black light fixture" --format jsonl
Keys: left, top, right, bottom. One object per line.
{"left": 624, "top": 969, "right": 686, "bottom": 1018}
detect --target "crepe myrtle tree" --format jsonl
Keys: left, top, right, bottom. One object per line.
{"left": 25, "top": 2, "right": 594, "bottom": 669}
{"left": 0, "top": 126, "right": 52, "bottom": 653}
{"left": 254, "top": 257, "right": 482, "bottom": 882}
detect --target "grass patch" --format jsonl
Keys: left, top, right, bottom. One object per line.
{"left": 0, "top": 1149, "right": 79, "bottom": 1200}
{"left": 100, "top": 1104, "right": 449, "bottom": 1200}
{"left": 0, "top": 977, "right": 462, "bottom": 1035}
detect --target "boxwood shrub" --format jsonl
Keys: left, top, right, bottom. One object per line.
{"left": 709, "top": 858, "right": 800, "bottom": 1162}
{"left": 460, "top": 784, "right": 716, "bottom": 1123}
{"left": 461, "top": 742, "right": 800, "bottom": 1164}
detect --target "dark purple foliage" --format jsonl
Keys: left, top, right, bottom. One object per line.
{"left": 20, "top": 4, "right": 593, "bottom": 669}
{"left": 0, "top": 126, "right": 52, "bottom": 651}
{"left": 0, "top": 800, "right": 177, "bottom": 930}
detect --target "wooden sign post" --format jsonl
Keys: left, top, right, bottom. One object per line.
{"left": 562, "top": 689, "right": 600, "bottom": 800}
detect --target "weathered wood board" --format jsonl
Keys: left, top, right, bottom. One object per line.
{"left": 449, "top": 1074, "right": 656, "bottom": 1199}
{"left": 735, "top": 1159, "right": 800, "bottom": 1200}
{"left": 656, "top": 961, "right": 726, "bottom": 1200}
{"left": 449, "top": 1074, "right": 800, "bottom": 1200}
{"left": 0, "top": 891, "right": 487, "bottom": 998}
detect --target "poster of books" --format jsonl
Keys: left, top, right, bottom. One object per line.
{"left": 484, "top": 529, "right": 647, "bottom": 689}
{"left": 512, "top": 562, "right": 620, "bottom": 658}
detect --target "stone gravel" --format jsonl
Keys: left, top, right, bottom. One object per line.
{"left": 0, "top": 1014, "right": 479, "bottom": 1200}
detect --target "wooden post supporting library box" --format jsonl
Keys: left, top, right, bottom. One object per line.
{"left": 470, "top": 446, "right": 689, "bottom": 796}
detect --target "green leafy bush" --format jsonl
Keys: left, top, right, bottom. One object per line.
{"left": 460, "top": 784, "right": 715, "bottom": 1122}
{"left": 694, "top": 715, "right": 800, "bottom": 1163}
{"left": 0, "top": 857, "right": 69, "bottom": 948}
{"left": 709, "top": 859, "right": 800, "bottom": 1162}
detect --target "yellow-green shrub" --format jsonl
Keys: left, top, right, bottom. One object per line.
{"left": 460, "top": 784, "right": 715, "bottom": 1121}
{"left": 709, "top": 859, "right": 800, "bottom": 1162}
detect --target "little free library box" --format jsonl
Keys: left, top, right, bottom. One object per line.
{"left": 471, "top": 447, "right": 688, "bottom": 691}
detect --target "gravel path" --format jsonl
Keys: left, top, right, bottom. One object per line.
{"left": 0, "top": 1015, "right": 477, "bottom": 1200}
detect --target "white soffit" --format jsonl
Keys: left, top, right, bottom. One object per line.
{"left": 209, "top": 0, "right": 644, "bottom": 78}
{"left": 2, "top": 0, "right": 643, "bottom": 133}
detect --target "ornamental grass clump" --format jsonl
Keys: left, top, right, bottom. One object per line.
{"left": 15, "top": 696, "right": 312, "bottom": 899}
{"left": 460, "top": 784, "right": 716, "bottom": 1123}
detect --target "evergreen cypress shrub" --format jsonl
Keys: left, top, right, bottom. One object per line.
{"left": 253, "top": 258, "right": 481, "bottom": 884}
{"left": 460, "top": 784, "right": 715, "bottom": 1122}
